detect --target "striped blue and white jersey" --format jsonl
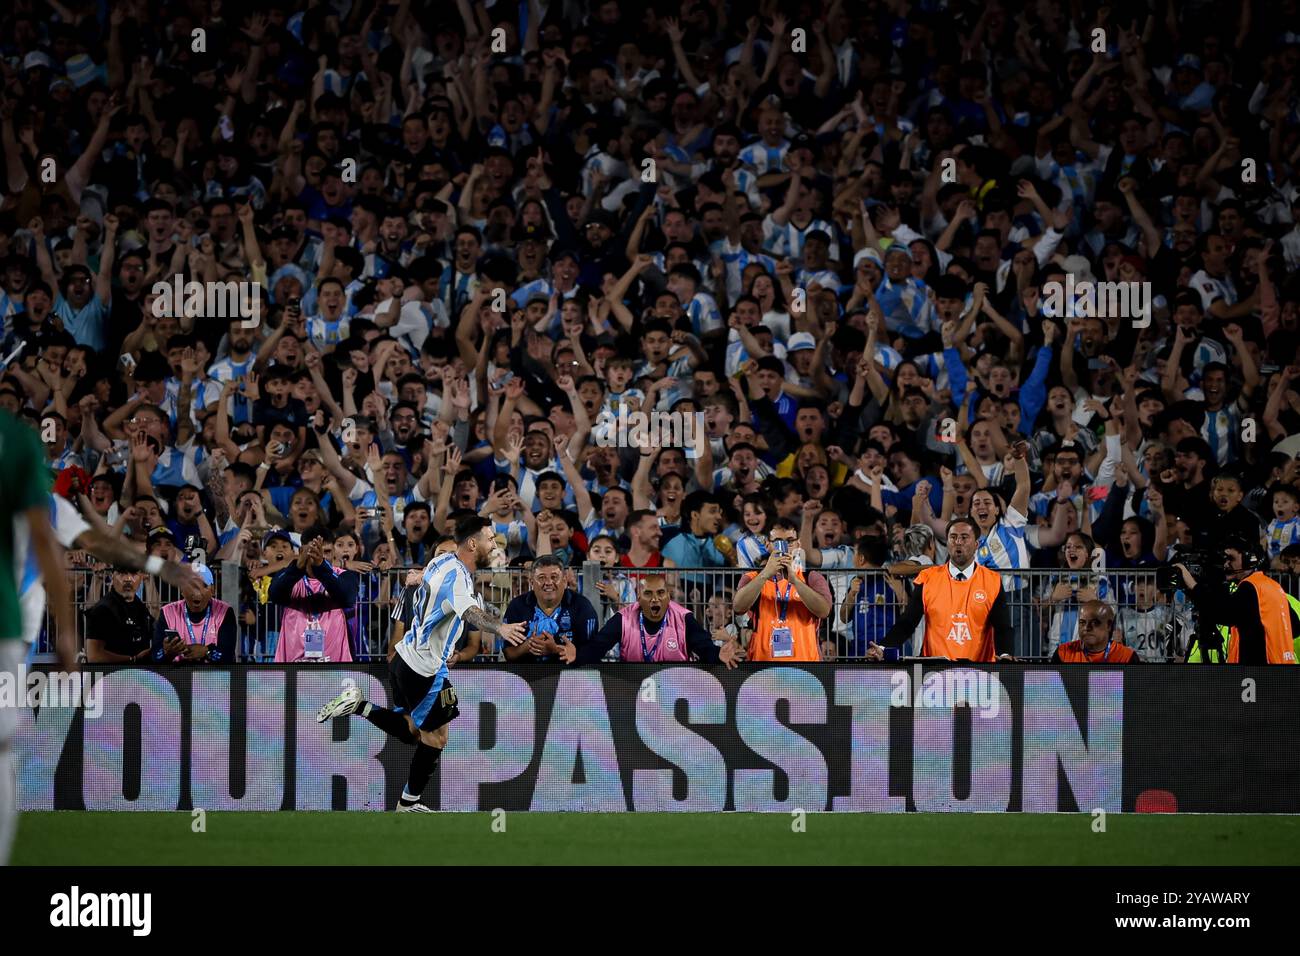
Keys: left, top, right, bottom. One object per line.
{"left": 685, "top": 291, "right": 723, "bottom": 336}
{"left": 163, "top": 376, "right": 223, "bottom": 430}
{"left": 1266, "top": 517, "right": 1300, "bottom": 558}
{"left": 396, "top": 552, "right": 481, "bottom": 678}
{"left": 582, "top": 513, "right": 618, "bottom": 541}
{"left": 207, "top": 354, "right": 257, "bottom": 384}
{"left": 1046, "top": 574, "right": 1116, "bottom": 656}
{"left": 1201, "top": 401, "right": 1246, "bottom": 466}
{"left": 735, "top": 532, "right": 768, "bottom": 569}
{"left": 712, "top": 237, "right": 777, "bottom": 305}
{"left": 635, "top": 354, "right": 694, "bottom": 410}
{"left": 1029, "top": 486, "right": 1110, "bottom": 526}
{"left": 725, "top": 331, "right": 788, "bottom": 377}
{"left": 103, "top": 440, "right": 203, "bottom": 490}
{"left": 689, "top": 162, "right": 761, "bottom": 207}
{"left": 581, "top": 149, "right": 629, "bottom": 197}
{"left": 738, "top": 140, "right": 789, "bottom": 176}
{"left": 305, "top": 314, "right": 351, "bottom": 351}
{"left": 912, "top": 350, "right": 954, "bottom": 393}
{"left": 762, "top": 216, "right": 839, "bottom": 262}
{"left": 492, "top": 517, "right": 530, "bottom": 560}
{"left": 975, "top": 506, "right": 1030, "bottom": 587}
{"left": 874, "top": 276, "right": 934, "bottom": 339}
{"left": 0, "top": 288, "right": 21, "bottom": 345}
{"left": 795, "top": 267, "right": 843, "bottom": 294}
{"left": 874, "top": 343, "right": 904, "bottom": 375}
{"left": 440, "top": 266, "right": 479, "bottom": 317}
{"left": 815, "top": 544, "right": 857, "bottom": 570}
{"left": 510, "top": 277, "right": 561, "bottom": 313}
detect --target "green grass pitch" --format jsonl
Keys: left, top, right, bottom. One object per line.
{"left": 12, "top": 812, "right": 1300, "bottom": 865}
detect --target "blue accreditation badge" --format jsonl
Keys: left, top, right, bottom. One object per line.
{"left": 770, "top": 626, "right": 794, "bottom": 658}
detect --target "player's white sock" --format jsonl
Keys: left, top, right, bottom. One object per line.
{"left": 0, "top": 743, "right": 16, "bottom": 866}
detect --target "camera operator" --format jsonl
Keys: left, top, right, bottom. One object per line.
{"left": 1173, "top": 536, "right": 1299, "bottom": 664}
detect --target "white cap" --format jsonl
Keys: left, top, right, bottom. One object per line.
{"left": 853, "top": 247, "right": 884, "bottom": 270}
{"left": 786, "top": 332, "right": 817, "bottom": 352}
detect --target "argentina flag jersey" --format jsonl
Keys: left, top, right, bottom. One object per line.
{"left": 397, "top": 552, "right": 481, "bottom": 678}
{"left": 1201, "top": 402, "right": 1242, "bottom": 466}
{"left": 761, "top": 216, "right": 838, "bottom": 262}
{"left": 875, "top": 276, "right": 934, "bottom": 339}
{"left": 713, "top": 237, "right": 777, "bottom": 305}
{"left": 1266, "top": 517, "right": 1300, "bottom": 558}
{"left": 1046, "top": 574, "right": 1115, "bottom": 655}
{"left": 738, "top": 139, "right": 788, "bottom": 176}
{"left": 685, "top": 291, "right": 723, "bottom": 336}
{"left": 440, "top": 265, "right": 479, "bottom": 317}
{"left": 976, "top": 507, "right": 1030, "bottom": 591}
{"left": 203, "top": 357, "right": 256, "bottom": 429}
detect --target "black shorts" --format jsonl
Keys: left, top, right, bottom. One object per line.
{"left": 390, "top": 654, "right": 460, "bottom": 731}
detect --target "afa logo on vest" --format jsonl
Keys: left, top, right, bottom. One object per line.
{"left": 946, "top": 611, "right": 972, "bottom": 646}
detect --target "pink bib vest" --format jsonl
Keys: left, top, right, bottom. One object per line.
{"left": 161, "top": 598, "right": 231, "bottom": 662}
{"left": 274, "top": 576, "right": 353, "bottom": 662}
{"left": 618, "top": 601, "right": 690, "bottom": 662}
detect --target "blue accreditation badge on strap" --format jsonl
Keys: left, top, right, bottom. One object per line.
{"left": 770, "top": 626, "right": 794, "bottom": 658}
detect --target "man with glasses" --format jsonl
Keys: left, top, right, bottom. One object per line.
{"left": 1050, "top": 599, "right": 1138, "bottom": 663}
{"left": 388, "top": 403, "right": 423, "bottom": 459}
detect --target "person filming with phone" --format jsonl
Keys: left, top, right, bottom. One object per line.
{"left": 733, "top": 518, "right": 834, "bottom": 662}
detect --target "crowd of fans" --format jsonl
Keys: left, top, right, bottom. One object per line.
{"left": 3, "top": 0, "right": 1300, "bottom": 664}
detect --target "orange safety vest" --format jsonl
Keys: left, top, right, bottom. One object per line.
{"left": 745, "top": 569, "right": 823, "bottom": 662}
{"left": 1056, "top": 639, "right": 1138, "bottom": 663}
{"left": 1228, "top": 572, "right": 1298, "bottom": 664}
{"left": 916, "top": 564, "right": 1003, "bottom": 661}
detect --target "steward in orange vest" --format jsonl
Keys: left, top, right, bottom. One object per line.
{"left": 1051, "top": 600, "right": 1139, "bottom": 663}
{"left": 871, "top": 518, "right": 1014, "bottom": 660}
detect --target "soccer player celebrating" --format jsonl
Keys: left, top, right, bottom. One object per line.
{"left": 316, "top": 516, "right": 526, "bottom": 811}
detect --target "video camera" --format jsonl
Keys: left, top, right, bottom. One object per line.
{"left": 1155, "top": 546, "right": 1222, "bottom": 593}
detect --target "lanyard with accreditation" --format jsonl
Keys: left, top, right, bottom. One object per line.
{"left": 770, "top": 577, "right": 795, "bottom": 658}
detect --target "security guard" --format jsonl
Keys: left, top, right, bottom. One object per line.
{"left": 1175, "top": 536, "right": 1299, "bottom": 664}
{"left": 869, "top": 517, "right": 1015, "bottom": 661}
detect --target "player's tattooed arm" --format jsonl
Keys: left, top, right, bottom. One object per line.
{"left": 462, "top": 604, "right": 505, "bottom": 634}
{"left": 462, "top": 605, "right": 527, "bottom": 645}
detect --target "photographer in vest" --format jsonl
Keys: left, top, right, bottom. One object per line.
{"left": 152, "top": 564, "right": 237, "bottom": 663}
{"left": 559, "top": 573, "right": 745, "bottom": 667}
{"left": 868, "top": 517, "right": 1015, "bottom": 661}
{"left": 1173, "top": 536, "right": 1298, "bottom": 664}
{"left": 733, "top": 518, "right": 834, "bottom": 662}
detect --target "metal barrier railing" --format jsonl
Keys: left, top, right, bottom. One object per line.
{"left": 34, "top": 561, "right": 1300, "bottom": 664}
